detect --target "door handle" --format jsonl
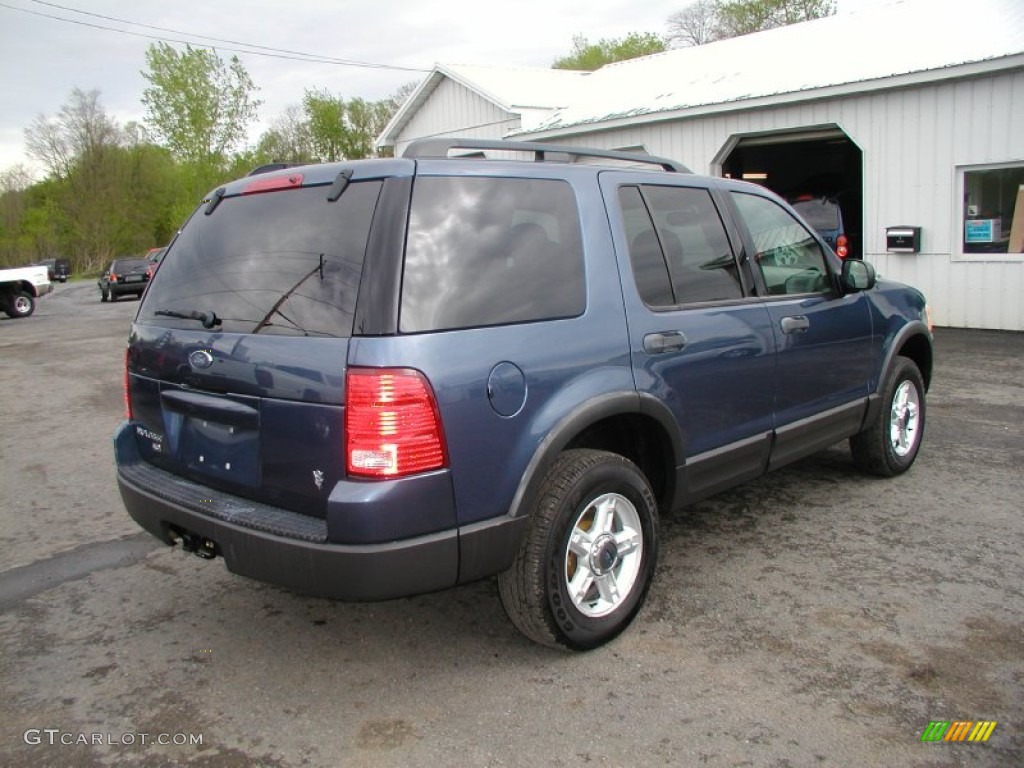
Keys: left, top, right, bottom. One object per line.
{"left": 643, "top": 331, "right": 687, "bottom": 354}
{"left": 780, "top": 315, "right": 810, "bottom": 334}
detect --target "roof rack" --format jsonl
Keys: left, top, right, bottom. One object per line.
{"left": 403, "top": 138, "right": 690, "bottom": 173}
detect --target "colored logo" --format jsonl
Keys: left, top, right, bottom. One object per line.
{"left": 921, "top": 720, "right": 997, "bottom": 743}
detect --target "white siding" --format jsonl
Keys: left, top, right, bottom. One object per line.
{"left": 532, "top": 69, "right": 1024, "bottom": 330}
{"left": 394, "top": 79, "right": 520, "bottom": 158}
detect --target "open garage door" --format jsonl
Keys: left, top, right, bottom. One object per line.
{"left": 720, "top": 128, "right": 863, "bottom": 259}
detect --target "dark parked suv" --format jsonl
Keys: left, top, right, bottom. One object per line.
{"left": 115, "top": 139, "right": 933, "bottom": 650}
{"left": 99, "top": 258, "right": 150, "bottom": 301}
{"left": 35, "top": 257, "right": 71, "bottom": 282}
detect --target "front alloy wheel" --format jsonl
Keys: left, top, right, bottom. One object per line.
{"left": 889, "top": 379, "right": 921, "bottom": 458}
{"left": 851, "top": 355, "right": 926, "bottom": 476}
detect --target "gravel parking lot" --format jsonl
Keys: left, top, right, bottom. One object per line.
{"left": 1, "top": 281, "right": 1021, "bottom": 767}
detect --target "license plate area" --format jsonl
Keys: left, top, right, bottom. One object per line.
{"left": 180, "top": 417, "right": 260, "bottom": 488}
{"left": 160, "top": 388, "right": 261, "bottom": 489}
{"left": 125, "top": 275, "right": 143, "bottom": 283}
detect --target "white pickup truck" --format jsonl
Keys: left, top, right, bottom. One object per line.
{"left": 0, "top": 265, "right": 52, "bottom": 319}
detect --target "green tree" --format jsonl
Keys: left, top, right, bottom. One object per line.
{"left": 303, "top": 89, "right": 348, "bottom": 162}
{"left": 141, "top": 43, "right": 261, "bottom": 170}
{"left": 341, "top": 97, "right": 393, "bottom": 160}
{"left": 254, "top": 105, "right": 315, "bottom": 165}
{"left": 713, "top": 0, "right": 835, "bottom": 39}
{"left": 7, "top": 88, "right": 187, "bottom": 271}
{"left": 553, "top": 32, "right": 667, "bottom": 71}
{"left": 302, "top": 89, "right": 401, "bottom": 162}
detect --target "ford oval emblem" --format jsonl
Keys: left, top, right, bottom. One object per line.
{"left": 189, "top": 350, "right": 214, "bottom": 370}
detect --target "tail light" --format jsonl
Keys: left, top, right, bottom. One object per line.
{"left": 110, "top": 273, "right": 118, "bottom": 283}
{"left": 124, "top": 348, "right": 133, "bottom": 421}
{"left": 345, "top": 368, "right": 447, "bottom": 478}
{"left": 836, "top": 234, "right": 850, "bottom": 259}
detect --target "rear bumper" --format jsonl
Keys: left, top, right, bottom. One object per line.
{"left": 110, "top": 283, "right": 145, "bottom": 296}
{"left": 114, "top": 422, "right": 525, "bottom": 601}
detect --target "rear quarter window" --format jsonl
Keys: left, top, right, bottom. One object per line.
{"left": 138, "top": 181, "right": 382, "bottom": 337}
{"left": 400, "top": 176, "right": 586, "bottom": 333}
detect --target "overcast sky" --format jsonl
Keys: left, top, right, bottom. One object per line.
{"left": 0, "top": 0, "right": 882, "bottom": 175}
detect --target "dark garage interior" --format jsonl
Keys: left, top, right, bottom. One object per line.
{"left": 722, "top": 133, "right": 863, "bottom": 259}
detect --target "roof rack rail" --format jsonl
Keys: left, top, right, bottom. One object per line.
{"left": 403, "top": 138, "right": 690, "bottom": 173}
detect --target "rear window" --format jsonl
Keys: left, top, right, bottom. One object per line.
{"left": 790, "top": 198, "right": 841, "bottom": 230}
{"left": 400, "top": 176, "right": 585, "bottom": 333}
{"left": 138, "top": 182, "right": 382, "bottom": 337}
{"left": 113, "top": 259, "right": 147, "bottom": 272}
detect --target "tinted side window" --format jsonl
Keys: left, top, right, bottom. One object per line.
{"left": 400, "top": 177, "right": 585, "bottom": 333}
{"left": 731, "top": 192, "right": 830, "bottom": 296}
{"left": 621, "top": 184, "right": 743, "bottom": 307}
{"left": 619, "top": 186, "right": 674, "bottom": 306}
{"left": 138, "top": 182, "right": 382, "bottom": 337}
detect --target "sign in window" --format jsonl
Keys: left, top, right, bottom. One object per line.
{"left": 963, "top": 165, "right": 1024, "bottom": 254}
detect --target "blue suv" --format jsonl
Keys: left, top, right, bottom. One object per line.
{"left": 115, "top": 139, "right": 932, "bottom": 650}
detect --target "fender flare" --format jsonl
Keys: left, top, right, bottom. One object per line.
{"left": 862, "top": 320, "right": 933, "bottom": 429}
{"left": 505, "top": 391, "right": 684, "bottom": 521}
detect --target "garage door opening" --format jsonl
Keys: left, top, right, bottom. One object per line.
{"left": 720, "top": 129, "right": 863, "bottom": 259}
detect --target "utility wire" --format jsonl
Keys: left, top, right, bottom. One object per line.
{"left": 1, "top": 0, "right": 430, "bottom": 72}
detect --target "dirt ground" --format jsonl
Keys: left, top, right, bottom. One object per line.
{"left": 1, "top": 281, "right": 1021, "bottom": 767}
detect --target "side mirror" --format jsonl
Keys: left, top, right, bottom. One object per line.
{"left": 841, "top": 259, "right": 876, "bottom": 292}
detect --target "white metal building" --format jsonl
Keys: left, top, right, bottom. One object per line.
{"left": 378, "top": 0, "right": 1024, "bottom": 331}
{"left": 379, "top": 63, "right": 589, "bottom": 156}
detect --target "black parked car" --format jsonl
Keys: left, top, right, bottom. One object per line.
{"left": 99, "top": 258, "right": 149, "bottom": 302}
{"left": 35, "top": 257, "right": 71, "bottom": 283}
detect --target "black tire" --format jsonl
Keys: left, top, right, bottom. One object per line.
{"left": 850, "top": 356, "right": 925, "bottom": 476}
{"left": 498, "top": 449, "right": 658, "bottom": 651}
{"left": 6, "top": 291, "right": 35, "bottom": 318}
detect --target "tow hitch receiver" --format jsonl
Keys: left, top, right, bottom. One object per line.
{"left": 173, "top": 528, "right": 219, "bottom": 560}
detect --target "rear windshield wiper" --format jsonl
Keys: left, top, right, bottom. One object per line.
{"left": 154, "top": 308, "right": 222, "bottom": 329}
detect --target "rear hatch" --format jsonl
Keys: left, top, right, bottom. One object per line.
{"left": 126, "top": 167, "right": 394, "bottom": 518}
{"left": 113, "top": 258, "right": 150, "bottom": 287}
{"left": 790, "top": 196, "right": 842, "bottom": 248}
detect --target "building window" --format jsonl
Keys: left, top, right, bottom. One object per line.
{"left": 963, "top": 164, "right": 1024, "bottom": 255}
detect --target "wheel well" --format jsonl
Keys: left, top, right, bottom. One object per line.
{"left": 565, "top": 414, "right": 675, "bottom": 511}
{"left": 3, "top": 280, "right": 36, "bottom": 297}
{"left": 898, "top": 333, "right": 933, "bottom": 391}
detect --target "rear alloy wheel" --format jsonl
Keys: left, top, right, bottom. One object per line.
{"left": 851, "top": 356, "right": 925, "bottom": 476}
{"left": 499, "top": 449, "right": 658, "bottom": 651}
{"left": 6, "top": 291, "right": 35, "bottom": 318}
